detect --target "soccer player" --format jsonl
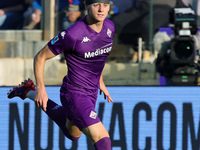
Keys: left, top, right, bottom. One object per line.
{"left": 7, "top": 0, "right": 114, "bottom": 149}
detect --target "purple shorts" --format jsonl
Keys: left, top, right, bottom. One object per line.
{"left": 60, "top": 82, "right": 100, "bottom": 131}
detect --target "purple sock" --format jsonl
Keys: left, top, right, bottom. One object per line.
{"left": 45, "top": 99, "right": 67, "bottom": 126}
{"left": 45, "top": 99, "right": 79, "bottom": 141}
{"left": 94, "top": 137, "right": 111, "bottom": 150}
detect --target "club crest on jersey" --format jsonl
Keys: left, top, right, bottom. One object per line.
{"left": 51, "top": 36, "right": 59, "bottom": 44}
{"left": 107, "top": 28, "right": 112, "bottom": 37}
{"left": 89, "top": 111, "right": 97, "bottom": 119}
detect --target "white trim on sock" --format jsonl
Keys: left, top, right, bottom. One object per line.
{"left": 26, "top": 90, "right": 37, "bottom": 101}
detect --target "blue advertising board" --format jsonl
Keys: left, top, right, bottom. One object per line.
{"left": 0, "top": 86, "right": 200, "bottom": 150}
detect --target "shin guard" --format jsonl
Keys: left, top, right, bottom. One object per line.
{"left": 45, "top": 99, "right": 67, "bottom": 126}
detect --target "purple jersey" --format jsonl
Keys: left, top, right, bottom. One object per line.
{"left": 48, "top": 17, "right": 115, "bottom": 91}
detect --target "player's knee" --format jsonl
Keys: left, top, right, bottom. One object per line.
{"left": 94, "top": 137, "right": 111, "bottom": 150}
{"left": 66, "top": 134, "right": 80, "bottom": 141}
{"left": 64, "top": 129, "right": 80, "bottom": 141}
{"left": 62, "top": 127, "right": 81, "bottom": 141}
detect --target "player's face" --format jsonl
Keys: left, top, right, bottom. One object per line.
{"left": 87, "top": 3, "right": 110, "bottom": 22}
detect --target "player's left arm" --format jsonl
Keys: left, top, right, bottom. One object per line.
{"left": 34, "top": 45, "right": 56, "bottom": 111}
{"left": 99, "top": 73, "right": 114, "bottom": 103}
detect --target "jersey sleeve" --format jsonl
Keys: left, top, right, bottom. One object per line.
{"left": 47, "top": 30, "right": 76, "bottom": 55}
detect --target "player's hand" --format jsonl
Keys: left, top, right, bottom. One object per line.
{"left": 32, "top": 9, "right": 41, "bottom": 23}
{"left": 34, "top": 86, "right": 48, "bottom": 112}
{"left": 100, "top": 89, "right": 114, "bottom": 103}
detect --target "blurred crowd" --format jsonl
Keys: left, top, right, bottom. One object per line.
{"left": 0, "top": 0, "right": 121, "bottom": 30}
{"left": 0, "top": 0, "right": 199, "bottom": 63}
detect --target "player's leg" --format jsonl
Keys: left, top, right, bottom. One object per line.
{"left": 66, "top": 119, "right": 82, "bottom": 139}
{"left": 82, "top": 122, "right": 111, "bottom": 150}
{"left": 7, "top": 78, "right": 82, "bottom": 140}
{"left": 45, "top": 99, "right": 82, "bottom": 140}
{"left": 61, "top": 90, "right": 111, "bottom": 150}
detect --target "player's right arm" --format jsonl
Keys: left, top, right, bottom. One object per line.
{"left": 34, "top": 45, "right": 56, "bottom": 111}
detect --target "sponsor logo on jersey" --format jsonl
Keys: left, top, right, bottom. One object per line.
{"left": 61, "top": 31, "right": 66, "bottom": 39}
{"left": 89, "top": 111, "right": 97, "bottom": 119}
{"left": 84, "top": 43, "right": 113, "bottom": 58}
{"left": 51, "top": 36, "right": 59, "bottom": 44}
{"left": 81, "top": 37, "right": 91, "bottom": 43}
{"left": 107, "top": 28, "right": 112, "bottom": 37}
